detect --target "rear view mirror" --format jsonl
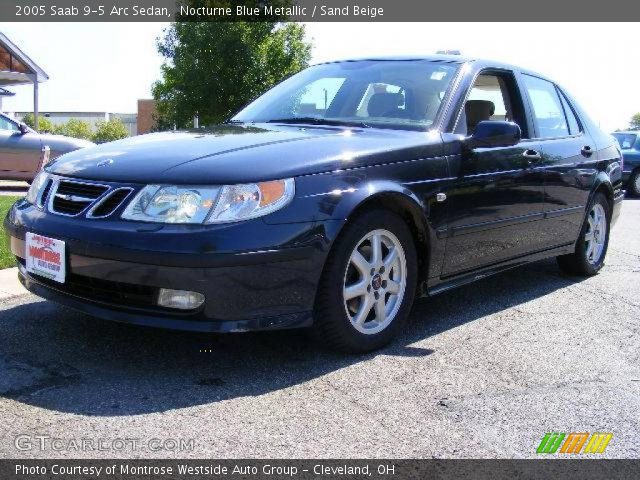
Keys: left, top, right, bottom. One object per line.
{"left": 465, "top": 121, "right": 521, "bottom": 149}
{"left": 18, "top": 123, "right": 30, "bottom": 135}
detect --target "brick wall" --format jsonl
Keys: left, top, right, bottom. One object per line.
{"left": 137, "top": 99, "right": 157, "bottom": 135}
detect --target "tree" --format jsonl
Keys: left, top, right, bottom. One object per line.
{"left": 152, "top": 22, "right": 311, "bottom": 129}
{"left": 630, "top": 113, "right": 640, "bottom": 130}
{"left": 92, "top": 118, "right": 129, "bottom": 143}
{"left": 55, "top": 119, "right": 93, "bottom": 140}
{"left": 22, "top": 113, "right": 55, "bottom": 133}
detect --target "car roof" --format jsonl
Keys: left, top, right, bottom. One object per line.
{"left": 315, "top": 55, "right": 551, "bottom": 81}
{"left": 318, "top": 54, "right": 472, "bottom": 64}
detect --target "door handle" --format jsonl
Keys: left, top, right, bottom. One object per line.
{"left": 522, "top": 149, "right": 541, "bottom": 164}
{"left": 581, "top": 145, "right": 594, "bottom": 157}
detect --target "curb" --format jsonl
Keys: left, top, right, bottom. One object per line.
{"left": 0, "top": 267, "right": 29, "bottom": 301}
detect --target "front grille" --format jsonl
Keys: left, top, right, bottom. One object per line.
{"left": 88, "top": 188, "right": 133, "bottom": 218}
{"left": 56, "top": 181, "right": 109, "bottom": 197}
{"left": 50, "top": 180, "right": 109, "bottom": 216}
{"left": 35, "top": 271, "right": 158, "bottom": 309}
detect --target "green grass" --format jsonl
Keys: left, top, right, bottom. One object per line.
{"left": 0, "top": 196, "right": 21, "bottom": 269}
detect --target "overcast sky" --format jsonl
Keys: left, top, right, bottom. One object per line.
{"left": 0, "top": 22, "right": 636, "bottom": 131}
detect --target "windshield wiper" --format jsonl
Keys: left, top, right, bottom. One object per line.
{"left": 266, "top": 117, "right": 371, "bottom": 128}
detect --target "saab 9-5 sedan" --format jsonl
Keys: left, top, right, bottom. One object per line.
{"left": 4, "top": 55, "right": 624, "bottom": 352}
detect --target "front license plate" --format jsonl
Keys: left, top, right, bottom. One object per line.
{"left": 25, "top": 232, "right": 66, "bottom": 284}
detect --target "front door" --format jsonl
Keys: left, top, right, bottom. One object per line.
{"left": 441, "top": 71, "right": 546, "bottom": 276}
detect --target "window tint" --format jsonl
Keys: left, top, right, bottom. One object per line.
{"left": 558, "top": 90, "right": 581, "bottom": 135}
{"left": 0, "top": 115, "right": 18, "bottom": 132}
{"left": 523, "top": 75, "right": 569, "bottom": 138}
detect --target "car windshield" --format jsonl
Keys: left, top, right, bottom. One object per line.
{"left": 612, "top": 133, "right": 637, "bottom": 150}
{"left": 231, "top": 60, "right": 460, "bottom": 131}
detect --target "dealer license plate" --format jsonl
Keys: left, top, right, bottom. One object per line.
{"left": 25, "top": 232, "right": 66, "bottom": 284}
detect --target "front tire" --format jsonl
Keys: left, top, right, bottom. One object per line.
{"left": 557, "top": 192, "right": 610, "bottom": 276}
{"left": 314, "top": 210, "right": 418, "bottom": 353}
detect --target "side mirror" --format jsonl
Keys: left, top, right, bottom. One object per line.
{"left": 465, "top": 121, "right": 521, "bottom": 149}
{"left": 18, "top": 123, "right": 30, "bottom": 135}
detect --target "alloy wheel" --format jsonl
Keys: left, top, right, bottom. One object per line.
{"left": 585, "top": 203, "right": 607, "bottom": 265}
{"left": 342, "top": 229, "right": 407, "bottom": 335}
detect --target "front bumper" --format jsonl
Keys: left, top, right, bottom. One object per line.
{"left": 5, "top": 201, "right": 341, "bottom": 332}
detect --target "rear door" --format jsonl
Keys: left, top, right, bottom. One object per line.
{"left": 442, "top": 70, "right": 545, "bottom": 276}
{"left": 0, "top": 115, "right": 42, "bottom": 180}
{"left": 521, "top": 75, "right": 594, "bottom": 247}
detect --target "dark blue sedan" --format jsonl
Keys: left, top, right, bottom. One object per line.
{"left": 612, "top": 131, "right": 640, "bottom": 196}
{"left": 4, "top": 55, "right": 624, "bottom": 352}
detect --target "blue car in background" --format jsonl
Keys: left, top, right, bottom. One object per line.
{"left": 612, "top": 131, "right": 640, "bottom": 196}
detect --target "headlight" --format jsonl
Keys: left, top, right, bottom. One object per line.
{"left": 121, "top": 185, "right": 220, "bottom": 224}
{"left": 25, "top": 171, "right": 50, "bottom": 206}
{"left": 207, "top": 179, "right": 295, "bottom": 224}
{"left": 121, "top": 179, "right": 294, "bottom": 224}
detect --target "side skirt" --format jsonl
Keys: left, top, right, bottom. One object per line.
{"left": 424, "top": 243, "right": 575, "bottom": 297}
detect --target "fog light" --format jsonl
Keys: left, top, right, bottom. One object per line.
{"left": 157, "top": 289, "right": 205, "bottom": 310}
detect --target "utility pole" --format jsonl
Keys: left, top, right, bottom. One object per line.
{"left": 32, "top": 75, "right": 39, "bottom": 131}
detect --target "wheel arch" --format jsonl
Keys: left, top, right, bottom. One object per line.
{"left": 591, "top": 174, "right": 614, "bottom": 215}
{"left": 330, "top": 185, "right": 432, "bottom": 285}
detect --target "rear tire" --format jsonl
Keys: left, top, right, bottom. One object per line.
{"left": 557, "top": 192, "right": 610, "bottom": 276}
{"left": 629, "top": 171, "right": 640, "bottom": 197}
{"left": 314, "top": 209, "right": 418, "bottom": 353}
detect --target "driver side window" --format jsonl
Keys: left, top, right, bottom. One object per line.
{"left": 456, "top": 72, "right": 528, "bottom": 138}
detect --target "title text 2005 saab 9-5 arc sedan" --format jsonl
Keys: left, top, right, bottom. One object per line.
{"left": 4, "top": 55, "right": 624, "bottom": 352}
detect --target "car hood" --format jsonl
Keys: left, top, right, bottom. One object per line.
{"left": 46, "top": 124, "right": 444, "bottom": 184}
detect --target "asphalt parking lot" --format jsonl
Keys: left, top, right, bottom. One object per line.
{"left": 0, "top": 199, "right": 639, "bottom": 459}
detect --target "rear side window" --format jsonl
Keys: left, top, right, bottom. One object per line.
{"left": 558, "top": 90, "right": 581, "bottom": 135}
{"left": 522, "top": 75, "right": 569, "bottom": 139}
